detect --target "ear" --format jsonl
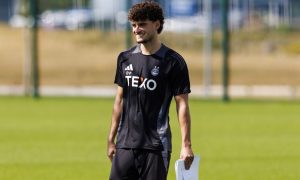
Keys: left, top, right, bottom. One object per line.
{"left": 155, "top": 20, "right": 160, "bottom": 30}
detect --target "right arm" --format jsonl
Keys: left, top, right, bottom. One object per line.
{"left": 107, "top": 86, "right": 123, "bottom": 162}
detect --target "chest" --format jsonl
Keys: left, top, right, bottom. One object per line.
{"left": 121, "top": 54, "right": 170, "bottom": 91}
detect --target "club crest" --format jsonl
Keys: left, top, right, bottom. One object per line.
{"left": 151, "top": 66, "right": 159, "bottom": 76}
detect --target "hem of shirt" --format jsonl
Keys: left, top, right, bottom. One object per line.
{"left": 114, "top": 82, "right": 124, "bottom": 87}
{"left": 173, "top": 89, "right": 191, "bottom": 96}
{"left": 116, "top": 145, "right": 166, "bottom": 151}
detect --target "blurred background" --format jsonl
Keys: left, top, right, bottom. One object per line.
{"left": 1, "top": 0, "right": 300, "bottom": 99}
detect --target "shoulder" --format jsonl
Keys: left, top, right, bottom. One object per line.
{"left": 164, "top": 48, "right": 187, "bottom": 68}
{"left": 118, "top": 45, "right": 139, "bottom": 61}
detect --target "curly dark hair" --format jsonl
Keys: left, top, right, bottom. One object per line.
{"left": 128, "top": 1, "right": 165, "bottom": 34}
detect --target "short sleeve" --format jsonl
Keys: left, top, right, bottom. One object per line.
{"left": 114, "top": 53, "right": 125, "bottom": 87}
{"left": 169, "top": 53, "right": 191, "bottom": 96}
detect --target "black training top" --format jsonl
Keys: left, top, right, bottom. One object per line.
{"left": 114, "top": 44, "right": 191, "bottom": 153}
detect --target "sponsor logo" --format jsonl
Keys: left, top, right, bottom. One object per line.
{"left": 125, "top": 76, "right": 157, "bottom": 91}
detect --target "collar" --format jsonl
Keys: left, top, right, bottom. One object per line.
{"left": 132, "top": 44, "right": 169, "bottom": 59}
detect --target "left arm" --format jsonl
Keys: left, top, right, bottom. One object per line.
{"left": 175, "top": 93, "right": 194, "bottom": 170}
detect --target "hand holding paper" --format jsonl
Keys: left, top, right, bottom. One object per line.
{"left": 175, "top": 155, "right": 200, "bottom": 180}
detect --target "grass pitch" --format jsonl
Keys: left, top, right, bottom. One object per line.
{"left": 0, "top": 97, "right": 300, "bottom": 180}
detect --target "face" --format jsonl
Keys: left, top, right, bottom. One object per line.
{"left": 131, "top": 20, "right": 160, "bottom": 44}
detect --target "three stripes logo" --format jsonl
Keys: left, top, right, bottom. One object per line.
{"left": 125, "top": 64, "right": 133, "bottom": 75}
{"left": 125, "top": 64, "right": 133, "bottom": 71}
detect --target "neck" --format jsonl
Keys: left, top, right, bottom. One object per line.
{"left": 140, "top": 39, "right": 162, "bottom": 55}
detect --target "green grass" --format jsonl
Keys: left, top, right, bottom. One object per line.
{"left": 0, "top": 97, "right": 300, "bottom": 180}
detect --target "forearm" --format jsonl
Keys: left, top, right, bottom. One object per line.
{"left": 177, "top": 102, "right": 192, "bottom": 148}
{"left": 107, "top": 93, "right": 122, "bottom": 161}
{"left": 108, "top": 101, "right": 122, "bottom": 143}
{"left": 108, "top": 86, "right": 123, "bottom": 143}
{"left": 175, "top": 94, "right": 194, "bottom": 169}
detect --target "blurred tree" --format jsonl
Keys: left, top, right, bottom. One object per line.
{"left": 18, "top": 0, "right": 29, "bottom": 16}
{"left": 17, "top": 0, "right": 91, "bottom": 15}
{"left": 39, "top": 0, "right": 90, "bottom": 12}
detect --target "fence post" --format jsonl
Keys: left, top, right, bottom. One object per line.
{"left": 28, "top": 0, "right": 39, "bottom": 98}
{"left": 221, "top": 0, "right": 230, "bottom": 102}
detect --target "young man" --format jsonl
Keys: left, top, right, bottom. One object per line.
{"left": 107, "top": 1, "right": 194, "bottom": 180}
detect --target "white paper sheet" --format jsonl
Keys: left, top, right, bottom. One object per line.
{"left": 175, "top": 155, "right": 200, "bottom": 180}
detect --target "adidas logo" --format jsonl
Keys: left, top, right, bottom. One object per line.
{"left": 125, "top": 64, "right": 133, "bottom": 71}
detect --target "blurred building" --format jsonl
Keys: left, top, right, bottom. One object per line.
{"left": 0, "top": 0, "right": 15, "bottom": 22}
{"left": 1, "top": 0, "right": 300, "bottom": 30}
{"left": 90, "top": 0, "right": 298, "bottom": 31}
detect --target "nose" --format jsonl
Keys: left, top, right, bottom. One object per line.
{"left": 133, "top": 26, "right": 142, "bottom": 34}
{"left": 133, "top": 25, "right": 142, "bottom": 34}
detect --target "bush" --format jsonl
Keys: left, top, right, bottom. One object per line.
{"left": 283, "top": 43, "right": 300, "bottom": 55}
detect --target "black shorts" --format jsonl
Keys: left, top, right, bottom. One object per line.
{"left": 109, "top": 148, "right": 171, "bottom": 180}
